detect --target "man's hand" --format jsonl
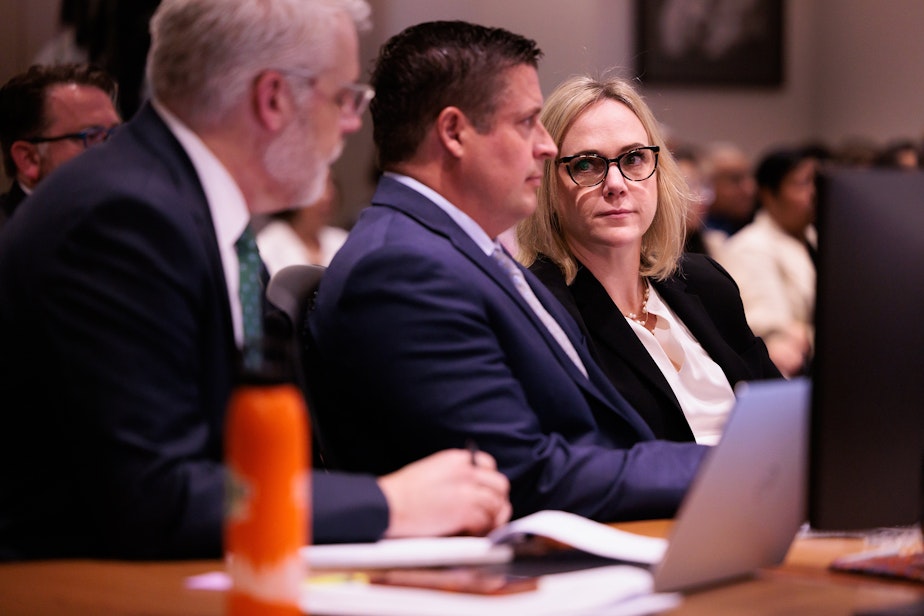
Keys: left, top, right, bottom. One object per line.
{"left": 767, "top": 323, "right": 812, "bottom": 377}
{"left": 378, "top": 449, "right": 512, "bottom": 538}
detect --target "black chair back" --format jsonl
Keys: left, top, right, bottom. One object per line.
{"left": 266, "top": 264, "right": 335, "bottom": 468}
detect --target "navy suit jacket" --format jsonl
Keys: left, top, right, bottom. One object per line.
{"left": 0, "top": 104, "right": 386, "bottom": 560}
{"left": 310, "top": 176, "right": 708, "bottom": 523}
{"left": 531, "top": 255, "right": 781, "bottom": 441}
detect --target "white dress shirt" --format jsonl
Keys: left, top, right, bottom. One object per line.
{"left": 717, "top": 209, "right": 816, "bottom": 345}
{"left": 627, "top": 284, "right": 736, "bottom": 445}
{"left": 151, "top": 99, "right": 250, "bottom": 348}
{"left": 256, "top": 219, "right": 349, "bottom": 273}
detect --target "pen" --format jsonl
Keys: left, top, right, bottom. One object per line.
{"left": 465, "top": 438, "right": 479, "bottom": 467}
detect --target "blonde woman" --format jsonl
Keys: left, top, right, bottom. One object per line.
{"left": 518, "top": 75, "right": 779, "bottom": 444}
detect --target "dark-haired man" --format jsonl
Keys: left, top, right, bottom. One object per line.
{"left": 311, "top": 21, "right": 708, "bottom": 524}
{"left": 0, "top": 63, "right": 120, "bottom": 227}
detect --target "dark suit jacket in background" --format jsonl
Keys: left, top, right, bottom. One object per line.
{"left": 310, "top": 176, "right": 708, "bottom": 524}
{"left": 530, "top": 254, "right": 781, "bottom": 441}
{"left": 0, "top": 104, "right": 387, "bottom": 561}
{"left": 0, "top": 181, "right": 27, "bottom": 230}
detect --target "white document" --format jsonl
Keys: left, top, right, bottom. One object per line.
{"left": 490, "top": 510, "right": 667, "bottom": 565}
{"left": 303, "top": 565, "right": 681, "bottom": 616}
{"left": 305, "top": 510, "right": 667, "bottom": 569}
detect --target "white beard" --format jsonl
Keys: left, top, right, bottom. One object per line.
{"left": 263, "top": 114, "right": 340, "bottom": 209}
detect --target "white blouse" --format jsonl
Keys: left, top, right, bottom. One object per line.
{"left": 625, "top": 283, "right": 736, "bottom": 445}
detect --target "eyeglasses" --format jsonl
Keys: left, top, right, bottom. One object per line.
{"left": 27, "top": 125, "right": 119, "bottom": 149}
{"left": 278, "top": 68, "right": 375, "bottom": 117}
{"left": 332, "top": 82, "right": 375, "bottom": 117}
{"left": 558, "top": 146, "right": 660, "bottom": 187}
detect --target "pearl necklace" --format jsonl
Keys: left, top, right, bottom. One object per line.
{"left": 622, "top": 283, "right": 650, "bottom": 327}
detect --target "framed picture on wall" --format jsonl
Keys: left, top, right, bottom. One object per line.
{"left": 635, "top": 0, "right": 784, "bottom": 86}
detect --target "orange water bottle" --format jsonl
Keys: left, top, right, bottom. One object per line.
{"left": 225, "top": 362, "right": 310, "bottom": 616}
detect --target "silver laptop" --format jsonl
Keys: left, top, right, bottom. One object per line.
{"left": 652, "top": 377, "right": 810, "bottom": 592}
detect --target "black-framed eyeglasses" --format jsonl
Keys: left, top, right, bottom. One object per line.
{"left": 558, "top": 146, "right": 661, "bottom": 187}
{"left": 278, "top": 68, "right": 375, "bottom": 117}
{"left": 27, "top": 125, "right": 119, "bottom": 149}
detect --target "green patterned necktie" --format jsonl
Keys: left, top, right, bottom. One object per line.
{"left": 235, "top": 224, "right": 263, "bottom": 369}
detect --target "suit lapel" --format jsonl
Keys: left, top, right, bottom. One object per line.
{"left": 371, "top": 178, "right": 519, "bottom": 294}
{"left": 131, "top": 104, "right": 236, "bottom": 356}
{"left": 373, "top": 179, "right": 571, "bottom": 354}
{"left": 571, "top": 267, "right": 680, "bottom": 407}
{"left": 371, "top": 178, "right": 653, "bottom": 436}
{"left": 528, "top": 270, "right": 655, "bottom": 436}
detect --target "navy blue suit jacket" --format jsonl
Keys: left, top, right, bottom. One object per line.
{"left": 310, "top": 176, "right": 708, "bottom": 523}
{"left": 531, "top": 255, "right": 781, "bottom": 441}
{"left": 0, "top": 104, "right": 386, "bottom": 560}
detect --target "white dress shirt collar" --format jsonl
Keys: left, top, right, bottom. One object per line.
{"left": 384, "top": 172, "right": 496, "bottom": 257}
{"left": 151, "top": 98, "right": 250, "bottom": 347}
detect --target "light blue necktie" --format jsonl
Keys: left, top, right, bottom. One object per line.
{"left": 491, "top": 247, "right": 588, "bottom": 378}
{"left": 235, "top": 224, "right": 264, "bottom": 369}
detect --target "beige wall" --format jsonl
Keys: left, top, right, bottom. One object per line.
{"left": 812, "top": 2, "right": 924, "bottom": 146}
{"left": 340, "top": 0, "right": 924, "bottom": 218}
{"left": 0, "top": 0, "right": 60, "bottom": 87}
{"left": 365, "top": 0, "right": 922, "bottom": 156}
{"left": 2, "top": 0, "right": 922, "bottom": 215}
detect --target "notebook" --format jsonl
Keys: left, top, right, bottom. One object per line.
{"left": 651, "top": 377, "right": 810, "bottom": 591}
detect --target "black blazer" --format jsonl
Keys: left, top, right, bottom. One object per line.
{"left": 0, "top": 103, "right": 386, "bottom": 560}
{"left": 530, "top": 253, "right": 781, "bottom": 441}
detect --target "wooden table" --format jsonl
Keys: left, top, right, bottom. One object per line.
{"left": 2, "top": 521, "right": 922, "bottom": 615}
{"left": 624, "top": 520, "right": 924, "bottom": 615}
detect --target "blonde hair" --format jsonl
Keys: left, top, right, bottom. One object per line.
{"left": 517, "top": 74, "right": 690, "bottom": 283}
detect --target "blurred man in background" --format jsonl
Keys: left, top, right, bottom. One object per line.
{"left": 0, "top": 62, "right": 120, "bottom": 228}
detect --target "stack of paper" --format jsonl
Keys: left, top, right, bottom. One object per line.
{"left": 303, "top": 565, "right": 680, "bottom": 616}
{"left": 299, "top": 511, "right": 675, "bottom": 615}
{"left": 190, "top": 511, "right": 679, "bottom": 614}
{"left": 305, "top": 510, "right": 667, "bottom": 569}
